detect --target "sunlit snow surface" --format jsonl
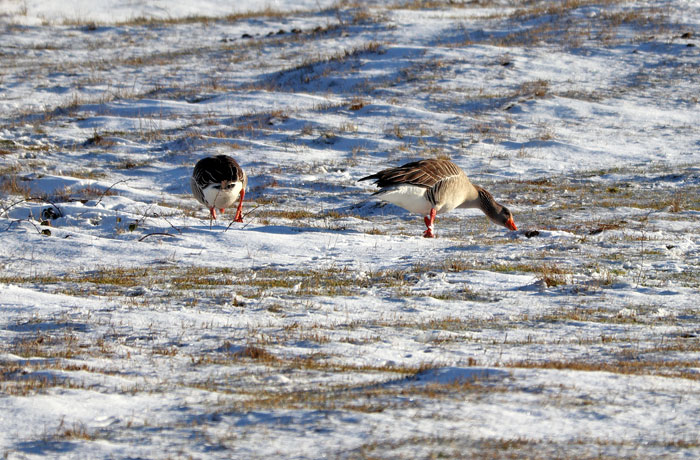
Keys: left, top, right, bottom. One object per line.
{"left": 1, "top": 0, "right": 699, "bottom": 458}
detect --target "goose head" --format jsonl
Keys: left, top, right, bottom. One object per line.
{"left": 490, "top": 206, "right": 517, "bottom": 231}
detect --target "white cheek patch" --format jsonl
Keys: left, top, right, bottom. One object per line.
{"left": 202, "top": 182, "right": 242, "bottom": 208}
{"left": 227, "top": 182, "right": 243, "bottom": 196}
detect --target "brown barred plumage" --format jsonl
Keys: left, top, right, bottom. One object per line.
{"left": 191, "top": 155, "right": 247, "bottom": 222}
{"left": 359, "top": 158, "right": 517, "bottom": 237}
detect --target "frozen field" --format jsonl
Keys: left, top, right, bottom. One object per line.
{"left": 1, "top": 0, "right": 699, "bottom": 458}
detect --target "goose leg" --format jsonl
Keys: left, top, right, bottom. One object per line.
{"left": 233, "top": 190, "right": 245, "bottom": 223}
{"left": 208, "top": 207, "right": 216, "bottom": 230}
{"left": 422, "top": 208, "right": 436, "bottom": 238}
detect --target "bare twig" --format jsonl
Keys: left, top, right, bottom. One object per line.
{"left": 157, "top": 213, "right": 183, "bottom": 234}
{"left": 0, "top": 197, "right": 29, "bottom": 218}
{"left": 134, "top": 204, "right": 155, "bottom": 226}
{"left": 138, "top": 232, "right": 178, "bottom": 242}
{"left": 2, "top": 219, "right": 22, "bottom": 232}
{"left": 224, "top": 202, "right": 269, "bottom": 232}
{"left": 634, "top": 210, "right": 654, "bottom": 288}
{"left": 76, "top": 179, "right": 130, "bottom": 218}
{"left": 94, "top": 179, "right": 129, "bottom": 207}
{"left": 2, "top": 217, "right": 42, "bottom": 234}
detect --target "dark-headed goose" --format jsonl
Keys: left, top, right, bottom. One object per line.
{"left": 360, "top": 158, "right": 517, "bottom": 237}
{"left": 191, "top": 155, "right": 247, "bottom": 222}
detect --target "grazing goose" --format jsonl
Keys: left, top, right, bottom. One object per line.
{"left": 191, "top": 155, "right": 247, "bottom": 222}
{"left": 359, "top": 158, "right": 517, "bottom": 238}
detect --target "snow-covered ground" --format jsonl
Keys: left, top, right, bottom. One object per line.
{"left": 1, "top": 0, "right": 699, "bottom": 458}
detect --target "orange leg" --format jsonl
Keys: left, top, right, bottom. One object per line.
{"left": 422, "top": 208, "right": 436, "bottom": 238}
{"left": 209, "top": 207, "right": 217, "bottom": 219}
{"left": 233, "top": 190, "right": 245, "bottom": 223}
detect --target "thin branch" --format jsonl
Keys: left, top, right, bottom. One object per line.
{"left": 225, "top": 202, "right": 269, "bottom": 232}
{"left": 76, "top": 179, "right": 130, "bottom": 218}
{"left": 0, "top": 197, "right": 29, "bottom": 218}
{"left": 2, "top": 217, "right": 42, "bottom": 234}
{"left": 138, "top": 232, "right": 178, "bottom": 242}
{"left": 96, "top": 179, "right": 130, "bottom": 207}
{"left": 157, "top": 213, "right": 183, "bottom": 234}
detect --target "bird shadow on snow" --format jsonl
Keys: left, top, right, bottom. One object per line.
{"left": 338, "top": 199, "right": 413, "bottom": 218}
{"left": 175, "top": 223, "right": 362, "bottom": 237}
{"left": 245, "top": 224, "right": 363, "bottom": 236}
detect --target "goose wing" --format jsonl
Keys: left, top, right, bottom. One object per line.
{"left": 359, "top": 159, "right": 462, "bottom": 189}
{"left": 193, "top": 155, "right": 246, "bottom": 188}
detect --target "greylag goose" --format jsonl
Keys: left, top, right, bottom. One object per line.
{"left": 359, "top": 158, "right": 517, "bottom": 237}
{"left": 191, "top": 155, "right": 247, "bottom": 222}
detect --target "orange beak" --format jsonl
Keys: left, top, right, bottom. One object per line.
{"left": 505, "top": 217, "right": 517, "bottom": 231}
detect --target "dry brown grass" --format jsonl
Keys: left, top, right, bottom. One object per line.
{"left": 506, "top": 358, "right": 700, "bottom": 380}
{"left": 536, "top": 263, "right": 572, "bottom": 287}
{"left": 449, "top": 0, "right": 671, "bottom": 49}
{"left": 0, "top": 173, "right": 31, "bottom": 198}
{"left": 54, "top": 419, "right": 94, "bottom": 441}
{"left": 283, "top": 41, "right": 384, "bottom": 82}
{"left": 518, "top": 79, "right": 549, "bottom": 98}
{"left": 0, "top": 139, "right": 19, "bottom": 156}
{"left": 231, "top": 344, "right": 277, "bottom": 361}
{"left": 57, "top": 6, "right": 306, "bottom": 27}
